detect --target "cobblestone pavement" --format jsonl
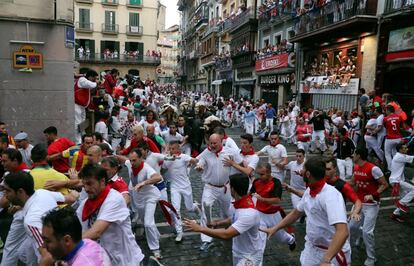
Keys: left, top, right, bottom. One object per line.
{"left": 138, "top": 127, "right": 414, "bottom": 266}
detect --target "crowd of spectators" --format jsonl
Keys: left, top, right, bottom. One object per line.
{"left": 256, "top": 39, "right": 293, "bottom": 60}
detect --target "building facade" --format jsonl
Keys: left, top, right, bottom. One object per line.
{"left": 0, "top": 0, "right": 75, "bottom": 142}
{"left": 157, "top": 25, "right": 180, "bottom": 84}
{"left": 74, "top": 0, "right": 163, "bottom": 79}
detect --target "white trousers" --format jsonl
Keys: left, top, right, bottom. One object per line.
{"left": 311, "top": 130, "right": 326, "bottom": 152}
{"left": 130, "top": 184, "right": 161, "bottom": 251}
{"left": 159, "top": 187, "right": 181, "bottom": 234}
{"left": 337, "top": 158, "right": 353, "bottom": 180}
{"left": 385, "top": 138, "right": 402, "bottom": 170}
{"left": 297, "top": 141, "right": 310, "bottom": 154}
{"left": 394, "top": 181, "right": 414, "bottom": 214}
{"left": 300, "top": 242, "right": 351, "bottom": 266}
{"left": 245, "top": 122, "right": 254, "bottom": 135}
{"left": 200, "top": 184, "right": 231, "bottom": 243}
{"left": 349, "top": 204, "right": 379, "bottom": 263}
{"left": 74, "top": 104, "right": 86, "bottom": 144}
{"left": 233, "top": 250, "right": 263, "bottom": 266}
{"left": 258, "top": 212, "right": 294, "bottom": 253}
{"left": 364, "top": 135, "right": 384, "bottom": 161}
{"left": 171, "top": 186, "right": 198, "bottom": 234}
{"left": 18, "top": 237, "right": 39, "bottom": 266}
{"left": 1, "top": 210, "right": 26, "bottom": 266}
{"left": 266, "top": 118, "right": 274, "bottom": 132}
{"left": 272, "top": 171, "right": 286, "bottom": 184}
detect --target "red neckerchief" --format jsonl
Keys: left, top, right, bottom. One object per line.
{"left": 309, "top": 179, "right": 326, "bottom": 198}
{"left": 146, "top": 119, "right": 155, "bottom": 124}
{"left": 241, "top": 148, "right": 255, "bottom": 156}
{"left": 208, "top": 146, "right": 223, "bottom": 157}
{"left": 121, "top": 106, "right": 129, "bottom": 111}
{"left": 16, "top": 162, "right": 29, "bottom": 171}
{"left": 173, "top": 152, "right": 181, "bottom": 156}
{"left": 82, "top": 185, "right": 111, "bottom": 221}
{"left": 132, "top": 161, "right": 144, "bottom": 177}
{"left": 326, "top": 175, "right": 339, "bottom": 185}
{"left": 270, "top": 140, "right": 280, "bottom": 147}
{"left": 233, "top": 195, "right": 255, "bottom": 209}
{"left": 223, "top": 134, "right": 228, "bottom": 140}
{"left": 31, "top": 162, "right": 49, "bottom": 169}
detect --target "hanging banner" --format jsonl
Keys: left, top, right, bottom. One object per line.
{"left": 13, "top": 45, "right": 43, "bottom": 69}
{"left": 255, "top": 53, "right": 291, "bottom": 72}
{"left": 300, "top": 77, "right": 359, "bottom": 95}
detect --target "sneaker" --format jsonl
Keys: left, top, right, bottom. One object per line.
{"left": 364, "top": 257, "right": 377, "bottom": 266}
{"left": 152, "top": 249, "right": 162, "bottom": 260}
{"left": 396, "top": 201, "right": 409, "bottom": 213}
{"left": 148, "top": 256, "right": 164, "bottom": 266}
{"left": 288, "top": 240, "right": 296, "bottom": 251}
{"left": 391, "top": 213, "right": 405, "bottom": 223}
{"left": 175, "top": 232, "right": 183, "bottom": 243}
{"left": 199, "top": 241, "right": 212, "bottom": 251}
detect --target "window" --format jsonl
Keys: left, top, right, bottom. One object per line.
{"left": 223, "top": 9, "right": 227, "bottom": 18}
{"left": 129, "top": 13, "right": 139, "bottom": 26}
{"left": 230, "top": 3, "right": 235, "bottom": 14}
{"left": 129, "top": 0, "right": 141, "bottom": 5}
{"left": 105, "top": 11, "right": 116, "bottom": 26}
{"left": 263, "top": 37, "right": 270, "bottom": 48}
{"left": 79, "top": 9, "right": 90, "bottom": 28}
{"left": 216, "top": 6, "right": 219, "bottom": 19}
{"left": 274, "top": 34, "right": 282, "bottom": 45}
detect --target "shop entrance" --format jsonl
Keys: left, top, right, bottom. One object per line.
{"left": 384, "top": 66, "right": 414, "bottom": 113}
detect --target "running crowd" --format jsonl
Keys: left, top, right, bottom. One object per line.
{"left": 0, "top": 69, "right": 413, "bottom": 266}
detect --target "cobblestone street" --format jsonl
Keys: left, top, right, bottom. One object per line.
{"left": 138, "top": 127, "right": 414, "bottom": 266}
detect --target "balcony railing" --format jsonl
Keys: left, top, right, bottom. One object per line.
{"left": 75, "top": 22, "right": 93, "bottom": 32}
{"left": 293, "top": 0, "right": 376, "bottom": 37}
{"left": 258, "top": 3, "right": 296, "bottom": 24}
{"left": 231, "top": 51, "right": 256, "bottom": 68}
{"left": 102, "top": 23, "right": 119, "bottom": 34}
{"left": 75, "top": 0, "right": 93, "bottom": 3}
{"left": 126, "top": 25, "right": 143, "bottom": 35}
{"left": 215, "top": 57, "right": 232, "bottom": 71}
{"left": 102, "top": 0, "right": 118, "bottom": 5}
{"left": 201, "top": 53, "right": 216, "bottom": 66}
{"left": 75, "top": 53, "right": 161, "bottom": 64}
{"left": 230, "top": 7, "right": 256, "bottom": 32}
{"left": 384, "top": 0, "right": 414, "bottom": 13}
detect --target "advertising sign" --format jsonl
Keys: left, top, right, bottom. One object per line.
{"left": 13, "top": 45, "right": 43, "bottom": 69}
{"left": 255, "top": 52, "right": 295, "bottom": 72}
{"left": 300, "top": 77, "right": 359, "bottom": 95}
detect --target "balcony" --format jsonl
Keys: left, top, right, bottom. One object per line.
{"left": 201, "top": 53, "right": 215, "bottom": 67}
{"left": 202, "top": 19, "right": 220, "bottom": 39}
{"left": 127, "top": 0, "right": 143, "bottom": 8}
{"left": 258, "top": 3, "right": 296, "bottom": 29}
{"left": 75, "top": 22, "right": 93, "bottom": 33}
{"left": 291, "top": 0, "right": 378, "bottom": 43}
{"left": 102, "top": 23, "right": 119, "bottom": 34}
{"left": 75, "top": 0, "right": 93, "bottom": 4}
{"left": 126, "top": 25, "right": 143, "bottom": 36}
{"left": 101, "top": 0, "right": 118, "bottom": 6}
{"left": 230, "top": 7, "right": 257, "bottom": 33}
{"left": 384, "top": 0, "right": 414, "bottom": 14}
{"left": 215, "top": 57, "right": 232, "bottom": 72}
{"left": 231, "top": 51, "right": 256, "bottom": 68}
{"left": 75, "top": 53, "right": 161, "bottom": 66}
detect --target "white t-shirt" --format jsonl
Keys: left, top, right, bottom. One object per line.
{"left": 95, "top": 121, "right": 109, "bottom": 140}
{"left": 231, "top": 153, "right": 259, "bottom": 176}
{"left": 223, "top": 137, "right": 239, "bottom": 150}
{"left": 23, "top": 189, "right": 65, "bottom": 259}
{"left": 77, "top": 189, "right": 144, "bottom": 265}
{"left": 376, "top": 114, "right": 386, "bottom": 136}
{"left": 389, "top": 152, "right": 414, "bottom": 184}
{"left": 125, "top": 160, "right": 161, "bottom": 200}
{"left": 145, "top": 152, "right": 165, "bottom": 174}
{"left": 296, "top": 184, "right": 350, "bottom": 251}
{"left": 365, "top": 118, "right": 377, "bottom": 135}
{"left": 161, "top": 131, "right": 183, "bottom": 144}
{"left": 197, "top": 146, "right": 243, "bottom": 186}
{"left": 163, "top": 154, "right": 192, "bottom": 189}
{"left": 259, "top": 144, "right": 288, "bottom": 175}
{"left": 286, "top": 161, "right": 306, "bottom": 191}
{"left": 230, "top": 206, "right": 262, "bottom": 256}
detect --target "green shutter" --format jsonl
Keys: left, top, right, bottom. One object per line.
{"left": 79, "top": 9, "right": 90, "bottom": 27}
{"left": 105, "top": 11, "right": 115, "bottom": 25}
{"left": 138, "top": 42, "right": 144, "bottom": 60}
{"left": 129, "top": 0, "right": 141, "bottom": 5}
{"left": 129, "top": 13, "right": 139, "bottom": 26}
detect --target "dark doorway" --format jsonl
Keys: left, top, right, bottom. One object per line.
{"left": 384, "top": 67, "right": 414, "bottom": 113}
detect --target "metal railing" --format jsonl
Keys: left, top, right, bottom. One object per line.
{"left": 75, "top": 53, "right": 161, "bottom": 64}
{"left": 75, "top": 0, "right": 93, "bottom": 3}
{"left": 101, "top": 23, "right": 119, "bottom": 34}
{"left": 126, "top": 25, "right": 143, "bottom": 35}
{"left": 101, "top": 0, "right": 118, "bottom": 5}
{"left": 201, "top": 53, "right": 216, "bottom": 65}
{"left": 230, "top": 7, "right": 256, "bottom": 32}
{"left": 384, "top": 0, "right": 414, "bottom": 13}
{"left": 215, "top": 57, "right": 232, "bottom": 71}
{"left": 258, "top": 3, "right": 296, "bottom": 23}
{"left": 75, "top": 22, "right": 93, "bottom": 32}
{"left": 293, "top": 0, "right": 377, "bottom": 37}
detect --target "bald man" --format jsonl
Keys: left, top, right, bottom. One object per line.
{"left": 196, "top": 133, "right": 243, "bottom": 251}
{"left": 87, "top": 145, "right": 103, "bottom": 164}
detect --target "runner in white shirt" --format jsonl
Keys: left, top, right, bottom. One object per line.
{"left": 2, "top": 172, "right": 78, "bottom": 265}
{"left": 195, "top": 133, "right": 243, "bottom": 251}
{"left": 213, "top": 127, "right": 239, "bottom": 150}
{"left": 284, "top": 149, "right": 307, "bottom": 209}
{"left": 225, "top": 134, "right": 259, "bottom": 181}
{"left": 160, "top": 123, "right": 184, "bottom": 144}
{"left": 76, "top": 163, "right": 145, "bottom": 265}
{"left": 184, "top": 173, "right": 263, "bottom": 266}
{"left": 262, "top": 157, "right": 350, "bottom": 266}
{"left": 257, "top": 132, "right": 288, "bottom": 182}
{"left": 125, "top": 149, "right": 163, "bottom": 259}
{"left": 364, "top": 114, "right": 385, "bottom": 162}
{"left": 389, "top": 144, "right": 414, "bottom": 222}
{"left": 163, "top": 141, "right": 200, "bottom": 242}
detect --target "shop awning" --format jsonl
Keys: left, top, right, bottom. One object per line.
{"left": 212, "top": 79, "right": 224, "bottom": 85}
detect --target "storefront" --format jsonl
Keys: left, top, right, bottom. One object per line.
{"left": 233, "top": 68, "right": 256, "bottom": 99}
{"left": 256, "top": 52, "right": 296, "bottom": 106}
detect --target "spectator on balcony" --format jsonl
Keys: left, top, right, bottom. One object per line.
{"left": 77, "top": 46, "right": 84, "bottom": 58}
{"left": 113, "top": 49, "right": 119, "bottom": 59}
{"left": 85, "top": 47, "right": 90, "bottom": 58}
{"left": 103, "top": 68, "right": 119, "bottom": 95}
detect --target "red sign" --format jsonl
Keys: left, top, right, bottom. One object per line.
{"left": 385, "top": 50, "right": 414, "bottom": 62}
{"left": 256, "top": 53, "right": 289, "bottom": 72}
